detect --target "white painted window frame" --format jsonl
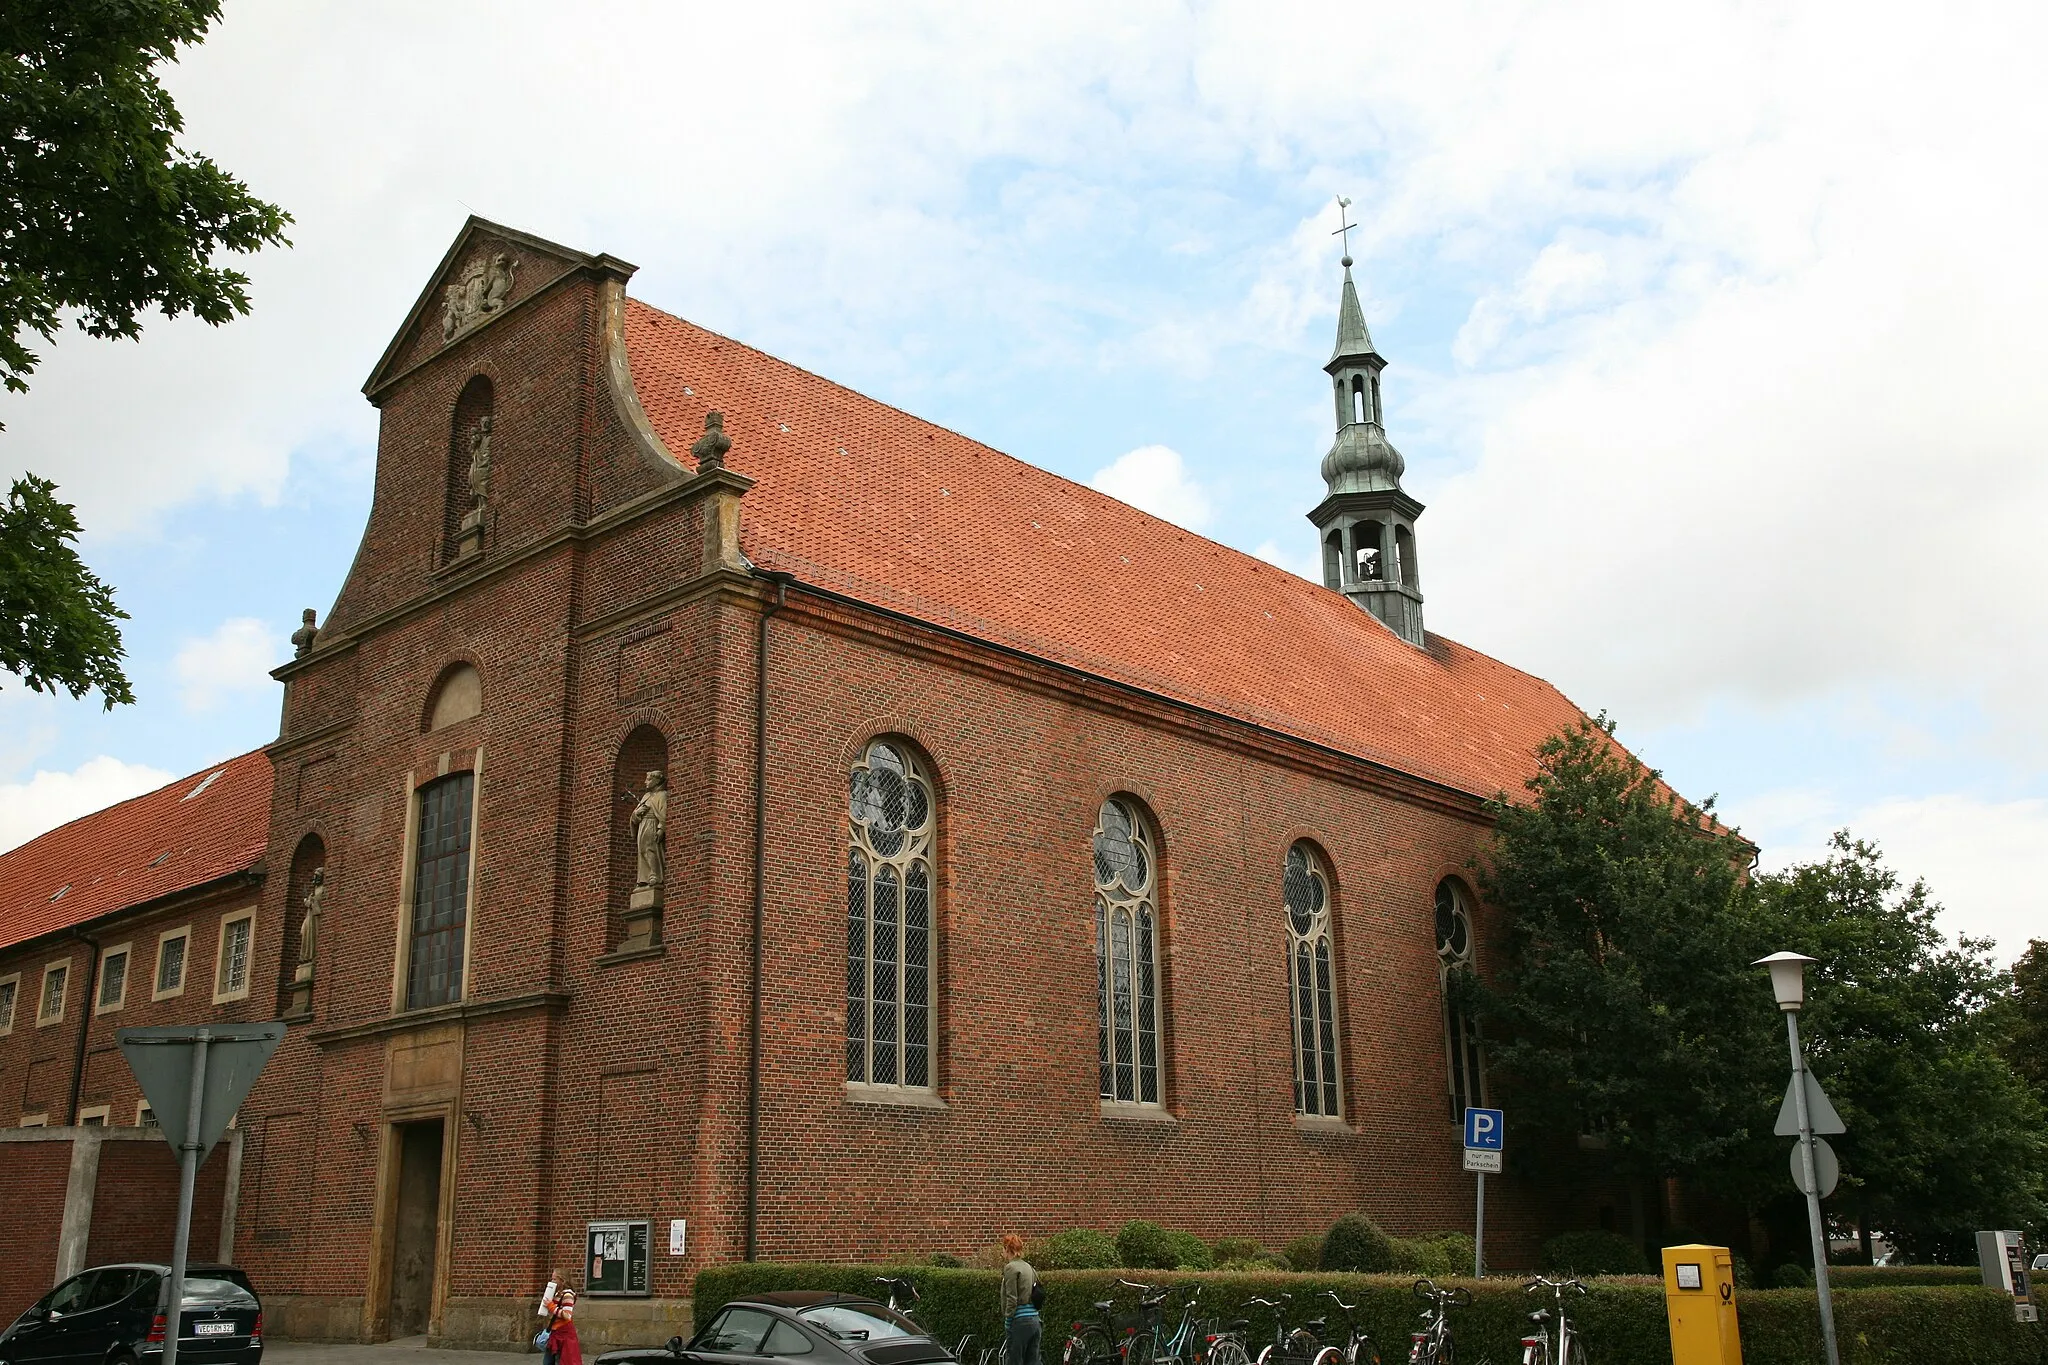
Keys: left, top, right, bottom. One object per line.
{"left": 95, "top": 941, "right": 133, "bottom": 1015}
{"left": 17, "top": 1112, "right": 48, "bottom": 1128}
{"left": 36, "top": 959, "right": 70, "bottom": 1027}
{"left": 136, "top": 1100, "right": 157, "bottom": 1128}
{"left": 0, "top": 971, "right": 18, "bottom": 1036}
{"left": 153, "top": 925, "right": 192, "bottom": 1001}
{"left": 213, "top": 908, "right": 257, "bottom": 1004}
{"left": 77, "top": 1104, "right": 111, "bottom": 1126}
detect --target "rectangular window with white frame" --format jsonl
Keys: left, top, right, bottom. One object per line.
{"left": 0, "top": 972, "right": 18, "bottom": 1036}
{"left": 137, "top": 1100, "right": 157, "bottom": 1128}
{"left": 213, "top": 910, "right": 256, "bottom": 1003}
{"left": 18, "top": 1112, "right": 48, "bottom": 1128}
{"left": 154, "top": 926, "right": 191, "bottom": 1001}
{"left": 36, "top": 961, "right": 69, "bottom": 1026}
{"left": 95, "top": 943, "right": 131, "bottom": 1015}
{"left": 77, "top": 1104, "right": 110, "bottom": 1127}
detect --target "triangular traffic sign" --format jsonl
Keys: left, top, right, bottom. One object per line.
{"left": 117, "top": 1023, "right": 285, "bottom": 1163}
{"left": 1775, "top": 1069, "right": 1846, "bottom": 1136}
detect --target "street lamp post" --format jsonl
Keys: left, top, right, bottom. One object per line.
{"left": 1757, "top": 951, "right": 1840, "bottom": 1365}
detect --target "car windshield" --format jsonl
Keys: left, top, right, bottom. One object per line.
{"left": 796, "top": 1304, "right": 919, "bottom": 1343}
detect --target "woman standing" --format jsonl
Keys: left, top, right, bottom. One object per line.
{"left": 540, "top": 1271, "right": 582, "bottom": 1365}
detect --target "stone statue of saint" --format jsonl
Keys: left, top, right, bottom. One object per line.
{"left": 296, "top": 867, "right": 326, "bottom": 982}
{"left": 291, "top": 608, "right": 319, "bottom": 658}
{"left": 631, "top": 770, "right": 667, "bottom": 889}
{"left": 467, "top": 415, "right": 493, "bottom": 508}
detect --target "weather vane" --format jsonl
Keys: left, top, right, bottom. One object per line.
{"left": 1332, "top": 195, "right": 1357, "bottom": 266}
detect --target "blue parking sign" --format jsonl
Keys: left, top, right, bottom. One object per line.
{"left": 1464, "top": 1107, "right": 1504, "bottom": 1150}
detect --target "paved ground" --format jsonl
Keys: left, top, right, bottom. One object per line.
{"left": 269, "top": 1339, "right": 525, "bottom": 1364}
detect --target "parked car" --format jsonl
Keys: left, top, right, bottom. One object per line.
{"left": 598, "top": 1292, "right": 954, "bottom": 1365}
{"left": 0, "top": 1264, "right": 261, "bottom": 1365}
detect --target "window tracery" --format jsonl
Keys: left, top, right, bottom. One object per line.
{"left": 1094, "top": 798, "right": 1162, "bottom": 1106}
{"left": 846, "top": 740, "right": 935, "bottom": 1090}
{"left": 1436, "top": 877, "right": 1485, "bottom": 1120}
{"left": 1286, "top": 843, "right": 1341, "bottom": 1117}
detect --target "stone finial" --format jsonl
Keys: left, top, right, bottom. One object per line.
{"left": 691, "top": 411, "right": 732, "bottom": 472}
{"left": 291, "top": 609, "right": 319, "bottom": 658}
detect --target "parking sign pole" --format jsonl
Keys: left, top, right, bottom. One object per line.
{"left": 1474, "top": 1169, "right": 1486, "bottom": 1278}
{"left": 162, "top": 1029, "right": 209, "bottom": 1365}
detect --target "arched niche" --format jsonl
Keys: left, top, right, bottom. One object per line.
{"left": 611, "top": 724, "right": 670, "bottom": 952}
{"left": 280, "top": 831, "right": 326, "bottom": 1014}
{"left": 445, "top": 375, "right": 494, "bottom": 560}
{"left": 426, "top": 663, "right": 483, "bottom": 731}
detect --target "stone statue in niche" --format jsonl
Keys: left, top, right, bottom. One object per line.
{"left": 691, "top": 411, "right": 731, "bottom": 471}
{"left": 291, "top": 609, "right": 319, "bottom": 658}
{"left": 620, "top": 770, "right": 667, "bottom": 954}
{"left": 631, "top": 770, "right": 667, "bottom": 893}
{"left": 456, "top": 415, "right": 492, "bottom": 558}
{"left": 440, "top": 251, "right": 518, "bottom": 341}
{"left": 294, "top": 868, "right": 325, "bottom": 984}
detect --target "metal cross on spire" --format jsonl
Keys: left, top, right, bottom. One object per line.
{"left": 1332, "top": 196, "right": 1357, "bottom": 266}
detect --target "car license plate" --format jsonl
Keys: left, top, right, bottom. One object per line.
{"left": 195, "top": 1322, "right": 235, "bottom": 1336}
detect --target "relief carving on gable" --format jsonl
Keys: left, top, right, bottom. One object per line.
{"left": 441, "top": 249, "right": 518, "bottom": 342}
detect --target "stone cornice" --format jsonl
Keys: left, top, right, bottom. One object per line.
{"left": 305, "top": 989, "right": 568, "bottom": 1046}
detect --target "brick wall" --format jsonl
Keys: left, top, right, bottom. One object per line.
{"left": 0, "top": 1138, "right": 72, "bottom": 1321}
{"left": 86, "top": 1136, "right": 229, "bottom": 1269}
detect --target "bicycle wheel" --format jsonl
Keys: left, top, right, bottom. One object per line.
{"left": 1066, "top": 1331, "right": 1116, "bottom": 1365}
{"left": 1208, "top": 1338, "right": 1253, "bottom": 1365}
{"left": 1561, "top": 1336, "right": 1586, "bottom": 1365}
{"left": 1519, "top": 1338, "right": 1549, "bottom": 1365}
{"left": 1309, "top": 1349, "right": 1343, "bottom": 1365}
{"left": 1128, "top": 1337, "right": 1157, "bottom": 1365}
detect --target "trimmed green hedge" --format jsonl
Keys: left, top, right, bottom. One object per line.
{"left": 1829, "top": 1265, "right": 1983, "bottom": 1289}
{"left": 691, "top": 1264, "right": 2048, "bottom": 1365}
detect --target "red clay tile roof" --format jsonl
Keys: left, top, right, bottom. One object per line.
{"left": 0, "top": 750, "right": 271, "bottom": 953}
{"left": 624, "top": 300, "right": 1596, "bottom": 802}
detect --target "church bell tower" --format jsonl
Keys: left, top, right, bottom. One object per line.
{"left": 1307, "top": 221, "right": 1426, "bottom": 647}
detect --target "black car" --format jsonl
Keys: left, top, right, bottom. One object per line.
{"left": 599, "top": 1293, "right": 954, "bottom": 1365}
{"left": 0, "top": 1264, "right": 262, "bottom": 1365}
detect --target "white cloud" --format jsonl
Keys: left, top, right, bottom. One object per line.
{"left": 0, "top": 756, "right": 175, "bottom": 855}
{"left": 1739, "top": 789, "right": 2048, "bottom": 965}
{"left": 1252, "top": 539, "right": 1321, "bottom": 583}
{"left": 1089, "top": 445, "right": 1214, "bottom": 531}
{"left": 173, "top": 618, "right": 280, "bottom": 713}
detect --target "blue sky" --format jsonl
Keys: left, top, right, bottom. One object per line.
{"left": 4, "top": 1, "right": 2044, "bottom": 959}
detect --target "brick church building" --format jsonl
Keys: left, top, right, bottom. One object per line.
{"left": 0, "top": 218, "right": 1608, "bottom": 1344}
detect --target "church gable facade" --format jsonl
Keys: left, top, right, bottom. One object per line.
{"left": 0, "top": 217, "right": 1606, "bottom": 1345}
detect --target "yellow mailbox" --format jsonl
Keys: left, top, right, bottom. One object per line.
{"left": 1663, "top": 1244, "right": 1742, "bottom": 1365}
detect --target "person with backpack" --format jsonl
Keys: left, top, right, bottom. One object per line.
{"left": 999, "top": 1235, "right": 1041, "bottom": 1365}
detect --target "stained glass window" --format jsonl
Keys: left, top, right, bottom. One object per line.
{"left": 847, "top": 741, "right": 936, "bottom": 1090}
{"left": 1285, "top": 844, "right": 1341, "bottom": 1117}
{"left": 1436, "top": 878, "right": 1485, "bottom": 1120}
{"left": 1094, "top": 799, "right": 1162, "bottom": 1106}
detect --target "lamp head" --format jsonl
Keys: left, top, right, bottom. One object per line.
{"left": 1754, "top": 951, "right": 1817, "bottom": 1010}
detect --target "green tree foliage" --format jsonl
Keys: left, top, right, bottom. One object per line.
{"left": 0, "top": 475, "right": 132, "bottom": 706}
{"left": 1319, "top": 1213, "right": 1394, "bottom": 1272}
{"left": 1, "top": 0, "right": 291, "bottom": 400}
{"left": 1749, "top": 835, "right": 2047, "bottom": 1261}
{"left": 1466, "top": 714, "right": 1777, "bottom": 1188}
{"left": 1996, "top": 939, "right": 2048, "bottom": 1104}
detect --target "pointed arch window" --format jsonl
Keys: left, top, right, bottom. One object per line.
{"left": 847, "top": 740, "right": 936, "bottom": 1091}
{"left": 1094, "top": 798, "right": 1162, "bottom": 1106}
{"left": 1436, "top": 878, "right": 1485, "bottom": 1120}
{"left": 1350, "top": 375, "right": 1367, "bottom": 425}
{"left": 1286, "top": 844, "right": 1341, "bottom": 1117}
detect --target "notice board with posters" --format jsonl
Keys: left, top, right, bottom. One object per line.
{"left": 586, "top": 1220, "right": 651, "bottom": 1296}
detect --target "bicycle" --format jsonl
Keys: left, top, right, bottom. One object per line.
{"left": 1308, "top": 1292, "right": 1380, "bottom": 1365}
{"left": 873, "top": 1277, "right": 923, "bottom": 1320}
{"left": 1249, "top": 1294, "right": 1326, "bottom": 1365}
{"left": 1406, "top": 1280, "right": 1470, "bottom": 1365}
{"left": 951, "top": 1335, "right": 1000, "bottom": 1365}
{"left": 1518, "top": 1278, "right": 1587, "bottom": 1365}
{"left": 1062, "top": 1290, "right": 1128, "bottom": 1365}
{"left": 1118, "top": 1281, "right": 1203, "bottom": 1365}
